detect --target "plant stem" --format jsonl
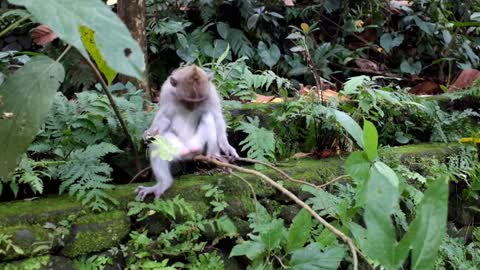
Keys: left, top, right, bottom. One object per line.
{"left": 195, "top": 155, "right": 360, "bottom": 270}
{"left": 55, "top": 45, "right": 72, "bottom": 62}
{"left": 85, "top": 57, "right": 142, "bottom": 171}
{"left": 238, "top": 157, "right": 319, "bottom": 189}
{"left": 0, "top": 15, "right": 31, "bottom": 38}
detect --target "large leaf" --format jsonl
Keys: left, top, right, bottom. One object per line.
{"left": 287, "top": 209, "right": 313, "bottom": 252}
{"left": 230, "top": 240, "right": 265, "bottom": 260}
{"left": 79, "top": 26, "right": 117, "bottom": 85}
{"left": 345, "top": 151, "right": 371, "bottom": 206}
{"left": 0, "top": 56, "right": 65, "bottom": 177}
{"left": 363, "top": 162, "right": 400, "bottom": 269}
{"left": 333, "top": 110, "right": 364, "bottom": 149}
{"left": 9, "top": 0, "right": 145, "bottom": 80}
{"left": 257, "top": 41, "right": 281, "bottom": 68}
{"left": 380, "top": 33, "right": 404, "bottom": 53}
{"left": 363, "top": 120, "right": 378, "bottom": 161}
{"left": 290, "top": 243, "right": 345, "bottom": 270}
{"left": 260, "top": 219, "right": 286, "bottom": 251}
{"left": 396, "top": 176, "right": 449, "bottom": 269}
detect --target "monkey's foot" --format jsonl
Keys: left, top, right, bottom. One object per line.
{"left": 135, "top": 184, "right": 164, "bottom": 201}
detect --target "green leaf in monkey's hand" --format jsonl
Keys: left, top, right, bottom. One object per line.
{"left": 0, "top": 56, "right": 65, "bottom": 177}
{"left": 9, "top": 0, "right": 145, "bottom": 80}
{"left": 150, "top": 135, "right": 179, "bottom": 161}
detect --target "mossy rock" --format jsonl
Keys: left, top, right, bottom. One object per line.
{"left": 0, "top": 255, "right": 73, "bottom": 270}
{"left": 0, "top": 195, "right": 83, "bottom": 227}
{"left": 0, "top": 225, "right": 51, "bottom": 261}
{"left": 60, "top": 210, "right": 130, "bottom": 258}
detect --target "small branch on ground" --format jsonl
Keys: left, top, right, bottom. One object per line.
{"left": 129, "top": 166, "right": 151, "bottom": 184}
{"left": 318, "top": 175, "right": 350, "bottom": 189}
{"left": 195, "top": 155, "right": 360, "bottom": 270}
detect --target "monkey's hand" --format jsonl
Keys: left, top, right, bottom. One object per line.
{"left": 143, "top": 128, "right": 160, "bottom": 141}
{"left": 220, "top": 143, "right": 239, "bottom": 160}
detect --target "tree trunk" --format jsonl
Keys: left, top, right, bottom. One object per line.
{"left": 117, "top": 0, "right": 151, "bottom": 102}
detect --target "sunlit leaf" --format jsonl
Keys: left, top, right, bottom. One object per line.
{"left": 79, "top": 26, "right": 117, "bottom": 85}
{"left": 333, "top": 110, "right": 364, "bottom": 149}
{"left": 363, "top": 120, "right": 378, "bottom": 161}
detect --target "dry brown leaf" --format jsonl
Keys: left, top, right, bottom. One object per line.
{"left": 449, "top": 69, "right": 480, "bottom": 92}
{"left": 355, "top": 58, "right": 379, "bottom": 71}
{"left": 31, "top": 25, "right": 58, "bottom": 46}
{"left": 409, "top": 81, "right": 441, "bottom": 95}
{"left": 292, "top": 152, "right": 311, "bottom": 159}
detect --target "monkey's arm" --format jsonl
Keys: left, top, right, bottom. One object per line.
{"left": 212, "top": 110, "right": 238, "bottom": 158}
{"left": 144, "top": 106, "right": 174, "bottom": 140}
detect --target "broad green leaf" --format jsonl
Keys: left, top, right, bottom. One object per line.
{"left": 345, "top": 151, "right": 371, "bottom": 206}
{"left": 247, "top": 14, "right": 260, "bottom": 30}
{"left": 9, "top": 0, "right": 145, "bottom": 79}
{"left": 150, "top": 135, "right": 179, "bottom": 161}
{"left": 216, "top": 43, "right": 230, "bottom": 65}
{"left": 290, "top": 243, "right": 345, "bottom": 270}
{"left": 374, "top": 161, "right": 399, "bottom": 188}
{"left": 287, "top": 209, "right": 312, "bottom": 252}
{"left": 363, "top": 162, "right": 400, "bottom": 269}
{"left": 333, "top": 110, "right": 364, "bottom": 149}
{"left": 400, "top": 59, "right": 422, "bottom": 75}
{"left": 363, "top": 120, "right": 378, "bottom": 161}
{"left": 342, "top": 75, "right": 370, "bottom": 95}
{"left": 260, "top": 219, "right": 286, "bottom": 251}
{"left": 0, "top": 56, "right": 65, "bottom": 177}
{"left": 79, "top": 26, "right": 117, "bottom": 85}
{"left": 396, "top": 175, "right": 449, "bottom": 269}
{"left": 257, "top": 41, "right": 281, "bottom": 68}
{"left": 217, "top": 215, "right": 238, "bottom": 235}
{"left": 380, "top": 33, "right": 404, "bottom": 53}
{"left": 230, "top": 241, "right": 265, "bottom": 260}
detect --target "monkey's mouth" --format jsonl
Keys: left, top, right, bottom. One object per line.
{"left": 180, "top": 95, "right": 208, "bottom": 103}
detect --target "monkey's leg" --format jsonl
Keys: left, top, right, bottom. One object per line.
{"left": 187, "top": 112, "right": 220, "bottom": 157}
{"left": 136, "top": 132, "right": 186, "bottom": 200}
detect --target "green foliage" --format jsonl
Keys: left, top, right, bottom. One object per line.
{"left": 0, "top": 233, "right": 24, "bottom": 257}
{"left": 0, "top": 56, "right": 65, "bottom": 178}
{"left": 125, "top": 187, "right": 237, "bottom": 269}
{"left": 230, "top": 203, "right": 346, "bottom": 269}
{"left": 9, "top": 0, "right": 145, "bottom": 79}
{"left": 235, "top": 116, "right": 276, "bottom": 164}
{"left": 55, "top": 142, "right": 121, "bottom": 211}
{"left": 73, "top": 255, "right": 113, "bottom": 270}
{"left": 335, "top": 111, "right": 449, "bottom": 269}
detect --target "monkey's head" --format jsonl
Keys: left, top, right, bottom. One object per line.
{"left": 170, "top": 65, "right": 211, "bottom": 105}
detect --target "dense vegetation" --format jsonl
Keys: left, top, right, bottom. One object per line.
{"left": 0, "top": 0, "right": 479, "bottom": 269}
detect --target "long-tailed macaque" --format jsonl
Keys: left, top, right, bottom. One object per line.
{"left": 136, "top": 65, "right": 238, "bottom": 200}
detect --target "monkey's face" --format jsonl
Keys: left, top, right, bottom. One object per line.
{"left": 170, "top": 65, "right": 210, "bottom": 104}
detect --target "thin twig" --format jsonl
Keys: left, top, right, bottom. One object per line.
{"left": 129, "top": 166, "right": 151, "bottom": 184}
{"left": 84, "top": 57, "right": 142, "bottom": 171}
{"left": 56, "top": 45, "right": 72, "bottom": 62}
{"left": 318, "top": 175, "right": 350, "bottom": 189}
{"left": 195, "top": 156, "right": 359, "bottom": 270}
{"left": 231, "top": 172, "right": 258, "bottom": 206}
{"left": 238, "top": 157, "right": 318, "bottom": 189}
{"left": 0, "top": 15, "right": 31, "bottom": 38}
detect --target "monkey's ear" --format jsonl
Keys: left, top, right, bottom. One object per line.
{"left": 170, "top": 77, "right": 178, "bottom": 87}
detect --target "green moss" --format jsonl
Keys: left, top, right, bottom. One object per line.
{"left": 0, "top": 255, "right": 74, "bottom": 270}
{"left": 0, "top": 195, "right": 82, "bottom": 227}
{"left": 0, "top": 255, "right": 49, "bottom": 270}
{"left": 61, "top": 210, "right": 130, "bottom": 258}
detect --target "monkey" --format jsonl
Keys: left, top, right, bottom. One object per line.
{"left": 136, "top": 65, "right": 238, "bottom": 200}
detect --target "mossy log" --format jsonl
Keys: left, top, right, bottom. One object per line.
{"left": 0, "top": 143, "right": 461, "bottom": 264}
